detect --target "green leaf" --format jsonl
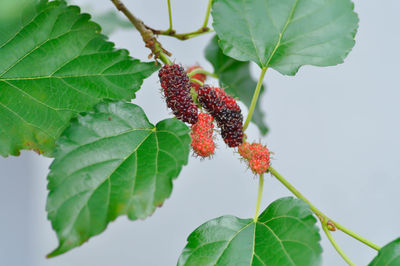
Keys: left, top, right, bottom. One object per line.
{"left": 0, "top": 0, "right": 159, "bottom": 157}
{"left": 205, "top": 36, "right": 268, "bottom": 135}
{"left": 178, "top": 197, "right": 322, "bottom": 266}
{"left": 211, "top": 0, "right": 359, "bottom": 75}
{"left": 46, "top": 101, "right": 191, "bottom": 257}
{"left": 369, "top": 238, "right": 400, "bottom": 265}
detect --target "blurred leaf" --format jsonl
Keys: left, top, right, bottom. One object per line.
{"left": 47, "top": 101, "right": 191, "bottom": 257}
{"left": 205, "top": 36, "right": 268, "bottom": 135}
{"left": 369, "top": 238, "right": 400, "bottom": 265}
{"left": 178, "top": 197, "right": 322, "bottom": 265}
{"left": 0, "top": 0, "right": 158, "bottom": 157}
{"left": 93, "top": 10, "right": 132, "bottom": 35}
{"left": 211, "top": 0, "right": 359, "bottom": 75}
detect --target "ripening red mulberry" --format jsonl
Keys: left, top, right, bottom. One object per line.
{"left": 187, "top": 65, "right": 207, "bottom": 91}
{"left": 197, "top": 85, "right": 243, "bottom": 147}
{"left": 190, "top": 113, "right": 215, "bottom": 157}
{"left": 238, "top": 142, "right": 270, "bottom": 174}
{"left": 159, "top": 64, "right": 198, "bottom": 124}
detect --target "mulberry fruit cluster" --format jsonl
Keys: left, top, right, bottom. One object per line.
{"left": 190, "top": 113, "right": 215, "bottom": 157}
{"left": 197, "top": 85, "right": 243, "bottom": 147}
{"left": 159, "top": 64, "right": 198, "bottom": 124}
{"left": 238, "top": 142, "right": 271, "bottom": 174}
{"left": 186, "top": 65, "right": 207, "bottom": 90}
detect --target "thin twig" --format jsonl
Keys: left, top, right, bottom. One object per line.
{"left": 143, "top": 0, "right": 214, "bottom": 41}
{"left": 202, "top": 0, "right": 213, "bottom": 28}
{"left": 243, "top": 67, "right": 268, "bottom": 131}
{"left": 167, "top": 0, "right": 173, "bottom": 32}
{"left": 322, "top": 223, "right": 355, "bottom": 265}
{"left": 110, "top": 0, "right": 172, "bottom": 64}
{"left": 145, "top": 25, "right": 214, "bottom": 41}
{"left": 268, "top": 166, "right": 381, "bottom": 251}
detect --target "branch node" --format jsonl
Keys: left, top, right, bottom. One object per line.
{"left": 327, "top": 220, "right": 337, "bottom": 231}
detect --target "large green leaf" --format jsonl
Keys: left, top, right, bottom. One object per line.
{"left": 0, "top": 0, "right": 159, "bottom": 157}
{"left": 205, "top": 36, "right": 268, "bottom": 135}
{"left": 369, "top": 238, "right": 400, "bottom": 266}
{"left": 211, "top": 0, "right": 359, "bottom": 75}
{"left": 178, "top": 197, "right": 322, "bottom": 265}
{"left": 46, "top": 101, "right": 190, "bottom": 257}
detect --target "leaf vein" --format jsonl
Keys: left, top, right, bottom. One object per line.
{"left": 256, "top": 221, "right": 296, "bottom": 265}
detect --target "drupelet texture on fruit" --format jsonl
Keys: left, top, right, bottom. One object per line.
{"left": 190, "top": 113, "right": 215, "bottom": 157}
{"left": 197, "top": 85, "right": 243, "bottom": 147}
{"left": 238, "top": 142, "right": 270, "bottom": 174}
{"left": 159, "top": 64, "right": 198, "bottom": 124}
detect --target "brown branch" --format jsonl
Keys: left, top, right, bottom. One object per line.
{"left": 111, "top": 0, "right": 171, "bottom": 64}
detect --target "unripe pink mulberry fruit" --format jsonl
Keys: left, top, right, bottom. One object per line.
{"left": 238, "top": 142, "right": 270, "bottom": 174}
{"left": 197, "top": 85, "right": 243, "bottom": 147}
{"left": 190, "top": 113, "right": 215, "bottom": 157}
{"left": 159, "top": 64, "right": 198, "bottom": 124}
{"left": 187, "top": 65, "right": 207, "bottom": 90}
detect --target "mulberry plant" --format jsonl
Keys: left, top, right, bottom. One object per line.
{"left": 1, "top": 0, "right": 399, "bottom": 265}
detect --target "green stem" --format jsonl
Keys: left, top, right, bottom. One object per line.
{"left": 187, "top": 68, "right": 218, "bottom": 79}
{"left": 167, "top": 0, "right": 173, "bottom": 31}
{"left": 254, "top": 174, "right": 264, "bottom": 221}
{"left": 202, "top": 0, "right": 213, "bottom": 28}
{"left": 334, "top": 222, "right": 381, "bottom": 251}
{"left": 155, "top": 28, "right": 214, "bottom": 40}
{"left": 190, "top": 78, "right": 203, "bottom": 86}
{"left": 322, "top": 224, "right": 355, "bottom": 265}
{"left": 243, "top": 67, "right": 268, "bottom": 131}
{"left": 268, "top": 167, "right": 381, "bottom": 251}
{"left": 158, "top": 52, "right": 172, "bottom": 65}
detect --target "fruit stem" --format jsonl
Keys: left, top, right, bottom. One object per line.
{"left": 111, "top": 0, "right": 172, "bottom": 64}
{"left": 167, "top": 0, "right": 173, "bottom": 32}
{"left": 268, "top": 166, "right": 381, "bottom": 252}
{"left": 202, "top": 0, "right": 213, "bottom": 28}
{"left": 322, "top": 223, "right": 355, "bottom": 265}
{"left": 158, "top": 52, "right": 172, "bottom": 65}
{"left": 187, "top": 68, "right": 218, "bottom": 79}
{"left": 243, "top": 67, "right": 268, "bottom": 131}
{"left": 189, "top": 78, "right": 203, "bottom": 86}
{"left": 253, "top": 174, "right": 264, "bottom": 221}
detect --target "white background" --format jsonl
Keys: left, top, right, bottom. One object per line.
{"left": 1, "top": 0, "right": 400, "bottom": 265}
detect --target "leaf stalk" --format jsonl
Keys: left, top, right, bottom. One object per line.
{"left": 322, "top": 223, "right": 355, "bottom": 265}
{"left": 202, "top": 0, "right": 213, "bottom": 28}
{"left": 243, "top": 67, "right": 267, "bottom": 131}
{"left": 167, "top": 0, "right": 173, "bottom": 32}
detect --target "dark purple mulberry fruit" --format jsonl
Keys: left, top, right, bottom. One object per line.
{"left": 159, "top": 64, "right": 198, "bottom": 124}
{"left": 197, "top": 86, "right": 243, "bottom": 147}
